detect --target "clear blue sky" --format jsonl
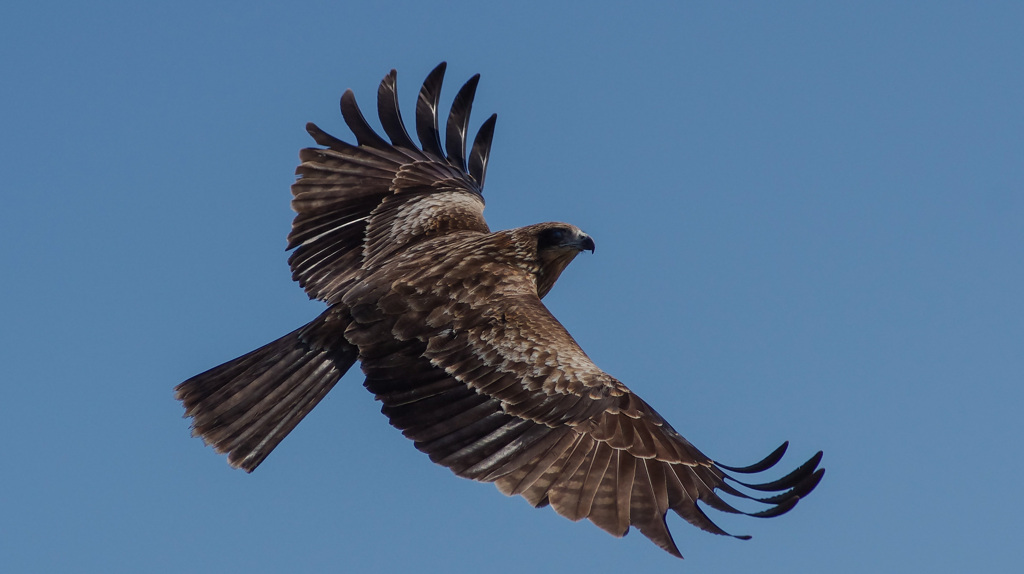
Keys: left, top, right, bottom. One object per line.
{"left": 2, "top": 2, "right": 1021, "bottom": 572}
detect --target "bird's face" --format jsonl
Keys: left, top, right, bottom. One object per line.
{"left": 533, "top": 223, "right": 594, "bottom": 297}
{"left": 536, "top": 224, "right": 596, "bottom": 255}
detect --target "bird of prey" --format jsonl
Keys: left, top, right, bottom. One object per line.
{"left": 176, "top": 62, "right": 824, "bottom": 559}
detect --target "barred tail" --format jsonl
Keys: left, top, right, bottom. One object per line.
{"left": 175, "top": 313, "right": 356, "bottom": 471}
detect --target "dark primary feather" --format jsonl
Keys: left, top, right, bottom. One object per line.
{"left": 468, "top": 113, "right": 497, "bottom": 188}
{"left": 177, "top": 63, "right": 824, "bottom": 560}
{"left": 339, "top": 89, "right": 390, "bottom": 150}
{"left": 416, "top": 62, "right": 447, "bottom": 159}
{"left": 377, "top": 69, "right": 419, "bottom": 150}
{"left": 445, "top": 73, "right": 480, "bottom": 171}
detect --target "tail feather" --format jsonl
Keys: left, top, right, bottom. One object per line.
{"left": 176, "top": 315, "right": 357, "bottom": 472}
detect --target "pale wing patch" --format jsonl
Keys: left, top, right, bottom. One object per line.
{"left": 393, "top": 191, "right": 485, "bottom": 237}
{"left": 363, "top": 190, "right": 487, "bottom": 268}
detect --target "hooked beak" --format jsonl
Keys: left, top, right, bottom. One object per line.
{"left": 578, "top": 234, "right": 595, "bottom": 254}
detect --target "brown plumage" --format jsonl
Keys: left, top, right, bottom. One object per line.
{"left": 176, "top": 62, "right": 824, "bottom": 558}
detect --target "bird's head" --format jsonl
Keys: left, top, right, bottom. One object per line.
{"left": 528, "top": 222, "right": 595, "bottom": 298}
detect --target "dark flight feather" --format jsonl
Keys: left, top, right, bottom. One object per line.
{"left": 468, "top": 113, "right": 497, "bottom": 187}
{"left": 416, "top": 62, "right": 447, "bottom": 159}
{"left": 377, "top": 70, "right": 419, "bottom": 150}
{"left": 445, "top": 73, "right": 480, "bottom": 171}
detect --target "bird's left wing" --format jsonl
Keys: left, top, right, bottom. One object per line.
{"left": 288, "top": 63, "right": 497, "bottom": 303}
{"left": 342, "top": 266, "right": 824, "bottom": 558}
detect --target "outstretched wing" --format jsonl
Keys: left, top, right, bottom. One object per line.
{"left": 342, "top": 253, "right": 824, "bottom": 558}
{"left": 288, "top": 62, "right": 498, "bottom": 303}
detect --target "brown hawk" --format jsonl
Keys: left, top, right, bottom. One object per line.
{"left": 176, "top": 62, "right": 824, "bottom": 558}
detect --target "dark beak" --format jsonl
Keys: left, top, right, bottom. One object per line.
{"left": 578, "top": 234, "right": 595, "bottom": 253}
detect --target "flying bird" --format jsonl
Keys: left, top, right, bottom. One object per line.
{"left": 176, "top": 62, "right": 824, "bottom": 558}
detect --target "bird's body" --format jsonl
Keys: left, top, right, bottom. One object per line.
{"left": 176, "top": 63, "right": 823, "bottom": 558}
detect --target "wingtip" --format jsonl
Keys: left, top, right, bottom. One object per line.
{"left": 716, "top": 441, "right": 789, "bottom": 474}
{"left": 339, "top": 88, "right": 389, "bottom": 149}
{"left": 727, "top": 449, "right": 823, "bottom": 492}
{"left": 445, "top": 73, "right": 482, "bottom": 170}
{"left": 416, "top": 62, "right": 448, "bottom": 158}
{"left": 377, "top": 67, "right": 417, "bottom": 149}
{"left": 305, "top": 121, "right": 349, "bottom": 150}
{"left": 468, "top": 113, "right": 497, "bottom": 187}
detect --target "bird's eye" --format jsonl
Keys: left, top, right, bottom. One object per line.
{"left": 538, "top": 227, "right": 569, "bottom": 249}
